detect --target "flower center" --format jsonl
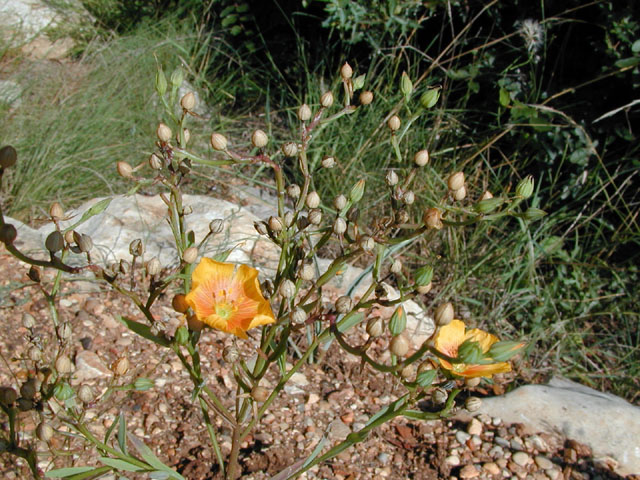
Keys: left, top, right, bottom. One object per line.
{"left": 212, "top": 288, "right": 237, "bottom": 321}
{"left": 215, "top": 302, "right": 234, "bottom": 320}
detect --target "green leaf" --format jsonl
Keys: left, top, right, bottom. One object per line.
{"left": 416, "top": 369, "right": 437, "bottom": 388}
{"left": 499, "top": 88, "right": 511, "bottom": 107}
{"left": 45, "top": 467, "right": 95, "bottom": 478}
{"left": 98, "top": 457, "right": 145, "bottom": 472}
{"left": 104, "top": 412, "right": 119, "bottom": 444}
{"left": 615, "top": 57, "right": 640, "bottom": 68}
{"left": 66, "top": 466, "right": 113, "bottom": 480}
{"left": 117, "top": 413, "right": 127, "bottom": 454}
{"left": 336, "top": 311, "right": 364, "bottom": 334}
{"left": 68, "top": 198, "right": 112, "bottom": 231}
{"left": 129, "top": 435, "right": 185, "bottom": 479}
{"left": 212, "top": 248, "right": 234, "bottom": 262}
{"left": 117, "top": 316, "right": 171, "bottom": 348}
{"left": 149, "top": 472, "right": 170, "bottom": 480}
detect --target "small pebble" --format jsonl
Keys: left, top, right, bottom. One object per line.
{"left": 459, "top": 464, "right": 479, "bottom": 478}
{"left": 467, "top": 418, "right": 483, "bottom": 436}
{"left": 491, "top": 416, "right": 502, "bottom": 426}
{"left": 494, "top": 436, "right": 510, "bottom": 448}
{"left": 510, "top": 436, "right": 525, "bottom": 450}
{"left": 545, "top": 468, "right": 561, "bottom": 480}
{"left": 455, "top": 430, "right": 471, "bottom": 444}
{"left": 496, "top": 458, "right": 508, "bottom": 469}
{"left": 512, "top": 451, "right": 532, "bottom": 467}
{"left": 377, "top": 452, "right": 390, "bottom": 464}
{"left": 529, "top": 434, "right": 550, "bottom": 452}
{"left": 445, "top": 455, "right": 461, "bottom": 466}
{"left": 483, "top": 462, "right": 501, "bottom": 475}
{"left": 534, "top": 455, "right": 554, "bottom": 470}
{"left": 488, "top": 445, "right": 504, "bottom": 458}
{"left": 470, "top": 435, "right": 482, "bottom": 446}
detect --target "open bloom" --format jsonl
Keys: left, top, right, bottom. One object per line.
{"left": 185, "top": 258, "right": 275, "bottom": 339}
{"left": 432, "top": 319, "right": 512, "bottom": 378}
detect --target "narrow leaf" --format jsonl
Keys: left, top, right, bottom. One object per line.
{"left": 98, "top": 457, "right": 145, "bottom": 472}
{"left": 45, "top": 467, "right": 94, "bottom": 478}
{"left": 117, "top": 413, "right": 127, "bottom": 454}
{"left": 117, "top": 316, "right": 170, "bottom": 347}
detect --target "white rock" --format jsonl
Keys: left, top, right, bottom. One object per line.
{"left": 73, "top": 350, "right": 112, "bottom": 384}
{"left": 477, "top": 376, "right": 640, "bottom": 477}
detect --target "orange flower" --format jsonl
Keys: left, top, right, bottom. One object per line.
{"left": 185, "top": 258, "right": 275, "bottom": 339}
{"left": 432, "top": 319, "right": 511, "bottom": 378}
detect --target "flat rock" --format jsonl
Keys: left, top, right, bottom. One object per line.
{"left": 476, "top": 376, "right": 640, "bottom": 476}
{"left": 73, "top": 350, "right": 112, "bottom": 384}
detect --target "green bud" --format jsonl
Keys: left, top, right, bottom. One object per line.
{"left": 457, "top": 339, "right": 485, "bottom": 364}
{"left": 53, "top": 382, "right": 74, "bottom": 401}
{"left": 521, "top": 207, "right": 547, "bottom": 221}
{"left": 170, "top": 67, "right": 184, "bottom": 88}
{"left": 133, "top": 378, "right": 155, "bottom": 391}
{"left": 414, "top": 266, "right": 433, "bottom": 287}
{"left": 175, "top": 326, "right": 189, "bottom": 346}
{"left": 401, "top": 71, "right": 413, "bottom": 101}
{"left": 155, "top": 67, "right": 167, "bottom": 96}
{"left": 420, "top": 88, "right": 440, "bottom": 109}
{"left": 349, "top": 179, "right": 365, "bottom": 203}
{"left": 389, "top": 306, "right": 407, "bottom": 336}
{"left": 473, "top": 197, "right": 505, "bottom": 214}
{"left": 416, "top": 368, "right": 437, "bottom": 388}
{"left": 488, "top": 340, "right": 526, "bottom": 362}
{"left": 515, "top": 175, "right": 534, "bottom": 199}
{"left": 353, "top": 74, "right": 366, "bottom": 91}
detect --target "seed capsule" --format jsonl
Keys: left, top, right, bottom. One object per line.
{"left": 298, "top": 104, "right": 312, "bottom": 121}
{"left": 117, "top": 161, "right": 133, "bottom": 178}
{"left": 0, "top": 387, "right": 18, "bottom": 405}
{"left": 305, "top": 191, "right": 320, "bottom": 209}
{"left": 129, "top": 238, "right": 144, "bottom": 257}
{"left": 453, "top": 185, "right": 467, "bottom": 201}
{"left": 172, "top": 294, "right": 189, "bottom": 313}
{"left": 298, "top": 264, "right": 315, "bottom": 281}
{"left": 254, "top": 221, "right": 268, "bottom": 235}
{"left": 45, "top": 231, "right": 64, "bottom": 253}
{"left": 335, "top": 296, "right": 353, "bottom": 314}
{"left": 20, "top": 378, "right": 38, "bottom": 400}
{"left": 333, "top": 217, "right": 347, "bottom": 235}
{"left": 423, "top": 208, "right": 443, "bottom": 230}
{"left": 359, "top": 91, "right": 373, "bottom": 105}
{"left": 340, "top": 62, "right": 353, "bottom": 80}
{"left": 78, "top": 384, "right": 94, "bottom": 404}
{"left": 55, "top": 355, "right": 73, "bottom": 374}
{"left": 359, "top": 235, "right": 375, "bottom": 252}
{"left": 400, "top": 364, "right": 415, "bottom": 380}
{"left": 183, "top": 247, "right": 198, "bottom": 264}
{"left": 112, "top": 357, "right": 129, "bottom": 376}
{"left": 389, "top": 335, "right": 410, "bottom": 357}
{"left": 251, "top": 385, "right": 270, "bottom": 402}
{"left": 447, "top": 172, "right": 465, "bottom": 191}
{"left": 390, "top": 259, "right": 402, "bottom": 274}
{"left": 385, "top": 170, "right": 399, "bottom": 186}
{"left": 268, "top": 216, "right": 284, "bottom": 232}
{"left": 434, "top": 302, "right": 454, "bottom": 326}
{"left": 290, "top": 308, "right": 307, "bottom": 324}
{"left": 320, "top": 91, "right": 334, "bottom": 108}
{"left": 36, "top": 422, "right": 54, "bottom": 442}
{"left": 480, "top": 190, "right": 494, "bottom": 201}
{"left": 49, "top": 202, "right": 64, "bottom": 220}
{"left": 414, "top": 149, "right": 430, "bottom": 167}
{"left": 149, "top": 153, "right": 163, "bottom": 170}
{"left": 146, "top": 257, "right": 161, "bottom": 276}
{"left": 334, "top": 194, "right": 347, "bottom": 211}
{"left": 387, "top": 115, "right": 401, "bottom": 131}
{"left": 222, "top": 346, "right": 239, "bottom": 363}
{"left": 308, "top": 209, "right": 322, "bottom": 225}
{"left": 403, "top": 191, "right": 415, "bottom": 205}
{"left": 432, "top": 387, "right": 447, "bottom": 404}
{"left": 0, "top": 145, "right": 17, "bottom": 168}
{"left": 180, "top": 91, "right": 196, "bottom": 111}
{"left": 282, "top": 142, "right": 298, "bottom": 157}
{"left": 251, "top": 129, "right": 268, "bottom": 148}
{"left": 287, "top": 184, "right": 301, "bottom": 199}
{"left": 465, "top": 396, "right": 482, "bottom": 412}
{"left": 210, "top": 133, "right": 228, "bottom": 151}
{"left": 156, "top": 123, "right": 172, "bottom": 143}
{"left": 187, "top": 314, "right": 205, "bottom": 332}
{"left": 22, "top": 313, "right": 36, "bottom": 329}
{"left": 366, "top": 317, "right": 384, "bottom": 337}
{"left": 209, "top": 219, "right": 224, "bottom": 234}
{"left": 279, "top": 279, "right": 296, "bottom": 299}
{"left": 321, "top": 155, "right": 336, "bottom": 168}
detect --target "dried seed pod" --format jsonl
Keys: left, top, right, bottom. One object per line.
{"left": 78, "top": 384, "right": 94, "bottom": 404}
{"left": 359, "top": 91, "right": 373, "bottom": 105}
{"left": 333, "top": 194, "right": 347, "bottom": 211}
{"left": 180, "top": 91, "right": 196, "bottom": 111}
{"left": 251, "top": 385, "right": 270, "bottom": 402}
{"left": 254, "top": 221, "right": 268, "bottom": 236}
{"left": 58, "top": 323, "right": 72, "bottom": 341}
{"left": 423, "top": 208, "right": 443, "bottom": 230}
{"left": 359, "top": 235, "right": 375, "bottom": 252}
{"left": 0, "top": 145, "right": 18, "bottom": 168}
{"left": 385, "top": 170, "right": 399, "bottom": 186}
{"left": 0, "top": 223, "right": 17, "bottom": 245}
{"left": 453, "top": 185, "right": 467, "bottom": 201}
{"left": 465, "top": 396, "right": 482, "bottom": 412}
{"left": 20, "top": 378, "right": 39, "bottom": 400}
{"left": 251, "top": 129, "right": 268, "bottom": 148}
{"left": 129, "top": 238, "right": 144, "bottom": 257}
{"left": 156, "top": 123, "right": 172, "bottom": 143}
{"left": 305, "top": 191, "right": 320, "bottom": 209}
{"left": 222, "top": 346, "right": 239, "bottom": 363}
{"left": 390, "top": 259, "right": 402, "bottom": 274}
{"left": 308, "top": 209, "right": 322, "bottom": 225}
{"left": 279, "top": 279, "right": 296, "bottom": 299}
{"left": 49, "top": 202, "right": 64, "bottom": 220}
{"left": 112, "top": 357, "right": 129, "bottom": 376}
{"left": 36, "top": 422, "right": 54, "bottom": 442}
{"left": 27, "top": 266, "right": 41, "bottom": 283}
{"left": 389, "top": 335, "right": 410, "bottom": 357}
{"left": 396, "top": 209, "right": 410, "bottom": 224}
{"left": 320, "top": 91, "right": 334, "bottom": 108}
{"left": 283, "top": 211, "right": 294, "bottom": 228}
{"left": 335, "top": 296, "right": 353, "bottom": 314}
{"left": 480, "top": 190, "right": 493, "bottom": 200}
{"left": 298, "top": 104, "right": 312, "bottom": 121}
{"left": 290, "top": 308, "right": 307, "bottom": 324}
{"left": 416, "top": 282, "right": 433, "bottom": 294}
{"left": 366, "top": 317, "right": 384, "bottom": 337}
{"left": 400, "top": 364, "right": 415, "bottom": 380}
{"left": 210, "top": 133, "right": 228, "bottom": 151}
{"left": 282, "top": 142, "right": 298, "bottom": 157}
{"left": 414, "top": 149, "right": 430, "bottom": 167}
{"left": 340, "top": 62, "right": 353, "bottom": 80}
{"left": 447, "top": 172, "right": 465, "bottom": 191}
{"left": 117, "top": 161, "right": 133, "bottom": 178}
{"left": 0, "top": 387, "right": 18, "bottom": 405}
{"left": 183, "top": 247, "right": 198, "bottom": 264}
{"left": 465, "top": 377, "right": 481, "bottom": 388}
{"left": 22, "top": 313, "right": 36, "bottom": 329}
{"left": 149, "top": 153, "right": 163, "bottom": 170}
{"left": 434, "top": 302, "right": 454, "bottom": 326}
{"left": 387, "top": 115, "right": 401, "bottom": 131}
{"left": 403, "top": 191, "right": 415, "bottom": 205}
{"left": 146, "top": 257, "right": 161, "bottom": 276}
{"left": 321, "top": 155, "right": 336, "bottom": 168}
{"left": 432, "top": 387, "right": 447, "bottom": 404}
{"left": 298, "top": 264, "right": 315, "bottom": 281}
{"left": 333, "top": 217, "right": 347, "bottom": 235}
{"left": 76, "top": 233, "right": 93, "bottom": 253}
{"left": 55, "top": 355, "right": 73, "bottom": 374}
{"left": 287, "top": 184, "right": 301, "bottom": 199}
{"left": 268, "top": 216, "right": 284, "bottom": 232}
{"left": 45, "top": 231, "right": 64, "bottom": 253}
{"left": 209, "top": 219, "right": 224, "bottom": 234}
{"left": 187, "top": 314, "right": 205, "bottom": 332}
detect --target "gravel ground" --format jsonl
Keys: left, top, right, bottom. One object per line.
{"left": 0, "top": 249, "right": 631, "bottom": 480}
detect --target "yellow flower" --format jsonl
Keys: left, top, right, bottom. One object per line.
{"left": 185, "top": 258, "right": 275, "bottom": 339}
{"left": 432, "top": 319, "right": 511, "bottom": 378}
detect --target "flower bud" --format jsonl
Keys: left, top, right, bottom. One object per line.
{"left": 45, "top": 231, "right": 64, "bottom": 253}
{"left": 222, "top": 346, "right": 239, "bottom": 363}
{"left": 268, "top": 216, "right": 284, "bottom": 232}
{"left": 134, "top": 378, "right": 154, "bottom": 391}
{"left": 157, "top": 123, "right": 172, "bottom": 143}
{"left": 146, "top": 257, "right": 161, "bottom": 276}
{"left": 366, "top": 317, "right": 384, "bottom": 337}
{"left": 27, "top": 266, "right": 41, "bottom": 283}
{"left": 129, "top": 238, "right": 144, "bottom": 257}
{"left": 287, "top": 184, "right": 301, "bottom": 198}
{"left": 183, "top": 247, "right": 198, "bottom": 264}
{"left": 112, "top": 357, "right": 129, "bottom": 376}
{"left": 49, "top": 202, "right": 64, "bottom": 220}
{"left": 36, "top": 422, "right": 54, "bottom": 442}
{"left": 298, "top": 264, "right": 315, "bottom": 281}
{"left": 359, "top": 235, "right": 375, "bottom": 252}
{"left": 403, "top": 191, "right": 415, "bottom": 205}
{"left": 279, "top": 279, "right": 296, "bottom": 299}
{"left": 251, "top": 129, "right": 268, "bottom": 148}
{"left": 333, "top": 217, "right": 347, "bottom": 235}
{"left": 149, "top": 153, "right": 163, "bottom": 170}
{"left": 401, "top": 71, "right": 413, "bottom": 98}
{"left": 465, "top": 396, "right": 482, "bottom": 412}
{"left": 55, "top": 355, "right": 73, "bottom": 374}
{"left": 174, "top": 326, "right": 189, "bottom": 345}
{"left": 187, "top": 314, "right": 205, "bottom": 331}
{"left": 389, "top": 334, "right": 410, "bottom": 357}
{"left": 0, "top": 387, "right": 17, "bottom": 405}
{"left": 306, "top": 191, "right": 320, "bottom": 209}
{"left": 170, "top": 67, "right": 183, "bottom": 87}
{"left": 320, "top": 91, "right": 334, "bottom": 108}
{"left": 333, "top": 194, "right": 347, "bottom": 211}
{"left": 172, "top": 294, "right": 189, "bottom": 313}
{"left": 521, "top": 207, "right": 547, "bottom": 221}
{"left": 423, "top": 208, "right": 443, "bottom": 229}
{"left": 487, "top": 340, "right": 526, "bottom": 362}
{"left": 515, "top": 175, "right": 534, "bottom": 199}
{"left": 209, "top": 219, "right": 224, "bottom": 234}
{"left": 298, "top": 104, "right": 312, "bottom": 121}
{"left": 210, "top": 133, "right": 228, "bottom": 151}
{"left": 117, "top": 161, "right": 133, "bottom": 178}
{"left": 387, "top": 115, "right": 401, "bottom": 131}
{"left": 349, "top": 179, "right": 365, "bottom": 203}
{"left": 0, "top": 224, "right": 17, "bottom": 244}
{"left": 282, "top": 142, "right": 298, "bottom": 157}
{"left": 78, "top": 384, "right": 94, "bottom": 404}
{"left": 473, "top": 197, "right": 504, "bottom": 214}
{"left": 389, "top": 306, "right": 407, "bottom": 336}
{"left": 359, "top": 90, "right": 374, "bottom": 105}
{"left": 447, "top": 172, "right": 465, "bottom": 191}
{"left": 251, "top": 385, "right": 270, "bottom": 402}
{"left": 0, "top": 145, "right": 17, "bottom": 168}
{"left": 254, "top": 221, "right": 268, "bottom": 235}
{"left": 22, "top": 313, "right": 36, "bottom": 329}
{"left": 20, "top": 378, "right": 39, "bottom": 400}
{"left": 414, "top": 266, "right": 434, "bottom": 286}
{"left": 340, "top": 62, "right": 353, "bottom": 80}
{"left": 453, "top": 185, "right": 467, "bottom": 201}
{"left": 308, "top": 209, "right": 322, "bottom": 225}
{"left": 321, "top": 155, "right": 336, "bottom": 168}
{"left": 385, "top": 170, "right": 399, "bottom": 186}
{"left": 414, "top": 149, "right": 430, "bottom": 167}
{"left": 180, "top": 92, "right": 196, "bottom": 111}
{"left": 335, "top": 295, "right": 353, "bottom": 314}
{"left": 290, "top": 307, "right": 307, "bottom": 324}
{"left": 434, "top": 302, "right": 454, "bottom": 326}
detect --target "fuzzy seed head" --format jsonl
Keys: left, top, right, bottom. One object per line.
{"left": 305, "top": 191, "right": 320, "bottom": 209}
{"left": 298, "top": 104, "right": 312, "bottom": 121}
{"left": 117, "top": 161, "right": 133, "bottom": 178}
{"left": 251, "top": 129, "right": 269, "bottom": 148}
{"left": 210, "top": 133, "right": 228, "bottom": 151}
{"left": 447, "top": 172, "right": 465, "bottom": 191}
{"left": 320, "top": 91, "right": 334, "bottom": 108}
{"left": 282, "top": 142, "right": 298, "bottom": 157}
{"left": 359, "top": 90, "right": 373, "bottom": 105}
{"left": 434, "top": 302, "right": 454, "bottom": 326}
{"left": 183, "top": 247, "right": 198, "bottom": 264}
{"left": 388, "top": 115, "right": 401, "bottom": 131}
{"left": 414, "top": 149, "right": 429, "bottom": 167}
{"left": 389, "top": 334, "right": 410, "bottom": 357}
{"left": 157, "top": 123, "right": 172, "bottom": 143}
{"left": 180, "top": 91, "right": 196, "bottom": 111}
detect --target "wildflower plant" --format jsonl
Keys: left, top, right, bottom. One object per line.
{"left": 0, "top": 62, "right": 540, "bottom": 479}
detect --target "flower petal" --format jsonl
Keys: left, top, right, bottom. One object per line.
{"left": 191, "top": 258, "right": 235, "bottom": 291}
{"left": 457, "top": 362, "right": 511, "bottom": 378}
{"left": 464, "top": 328, "right": 499, "bottom": 353}
{"left": 434, "top": 319, "right": 466, "bottom": 358}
